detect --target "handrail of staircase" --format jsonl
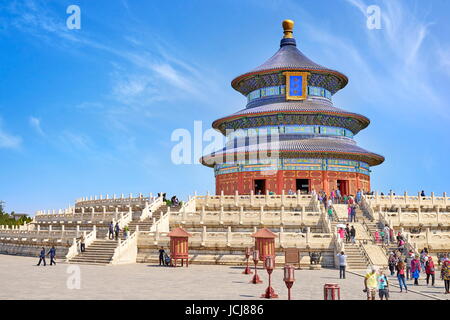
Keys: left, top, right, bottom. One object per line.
{"left": 358, "top": 239, "right": 375, "bottom": 267}
{"left": 110, "top": 231, "right": 138, "bottom": 264}
{"left": 150, "top": 207, "right": 170, "bottom": 233}
{"left": 139, "top": 195, "right": 164, "bottom": 222}
{"left": 65, "top": 226, "right": 96, "bottom": 262}
{"left": 360, "top": 195, "right": 375, "bottom": 221}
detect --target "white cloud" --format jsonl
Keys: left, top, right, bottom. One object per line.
{"left": 0, "top": 119, "right": 22, "bottom": 149}
{"left": 29, "top": 116, "right": 45, "bottom": 136}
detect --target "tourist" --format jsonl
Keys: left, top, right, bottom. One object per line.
{"left": 327, "top": 206, "right": 333, "bottom": 221}
{"left": 336, "top": 189, "right": 341, "bottom": 203}
{"left": 37, "top": 247, "right": 46, "bottom": 266}
{"left": 411, "top": 254, "right": 421, "bottom": 285}
{"left": 377, "top": 269, "right": 389, "bottom": 300}
{"left": 327, "top": 198, "right": 333, "bottom": 209}
{"left": 374, "top": 230, "right": 380, "bottom": 244}
{"left": 288, "top": 189, "right": 294, "bottom": 195}
{"left": 345, "top": 224, "right": 350, "bottom": 243}
{"left": 336, "top": 251, "right": 347, "bottom": 279}
{"left": 420, "top": 248, "right": 429, "bottom": 270}
{"left": 379, "top": 230, "right": 385, "bottom": 244}
{"left": 330, "top": 190, "right": 335, "bottom": 204}
{"left": 356, "top": 189, "right": 362, "bottom": 204}
{"left": 47, "top": 246, "right": 56, "bottom": 266}
{"left": 389, "top": 227, "right": 394, "bottom": 244}
{"left": 396, "top": 260, "right": 408, "bottom": 293}
{"left": 79, "top": 234, "right": 86, "bottom": 252}
{"left": 350, "top": 205, "right": 356, "bottom": 222}
{"left": 108, "top": 221, "right": 114, "bottom": 240}
{"left": 114, "top": 222, "right": 120, "bottom": 240}
{"left": 383, "top": 225, "right": 390, "bottom": 244}
{"left": 420, "top": 190, "right": 425, "bottom": 197}
{"left": 364, "top": 266, "right": 378, "bottom": 300}
{"left": 338, "top": 228, "right": 345, "bottom": 240}
{"left": 425, "top": 256, "right": 436, "bottom": 286}
{"left": 441, "top": 254, "right": 449, "bottom": 280}
{"left": 347, "top": 205, "right": 352, "bottom": 222}
{"left": 158, "top": 247, "right": 165, "bottom": 266}
{"left": 442, "top": 259, "right": 450, "bottom": 294}
{"left": 350, "top": 225, "right": 356, "bottom": 244}
{"left": 405, "top": 251, "right": 414, "bottom": 280}
{"left": 388, "top": 252, "right": 398, "bottom": 276}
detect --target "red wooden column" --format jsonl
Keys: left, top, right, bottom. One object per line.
{"left": 168, "top": 227, "right": 192, "bottom": 267}
{"left": 252, "top": 228, "right": 276, "bottom": 261}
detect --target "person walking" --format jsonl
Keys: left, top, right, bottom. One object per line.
{"left": 442, "top": 259, "right": 450, "bottom": 294}
{"left": 383, "top": 225, "right": 390, "bottom": 244}
{"left": 405, "top": 251, "right": 414, "bottom": 280}
{"left": 336, "top": 251, "right": 347, "bottom": 279}
{"left": 345, "top": 224, "right": 350, "bottom": 243}
{"left": 396, "top": 260, "right": 408, "bottom": 293}
{"left": 114, "top": 222, "right": 120, "bottom": 241}
{"left": 364, "top": 267, "right": 378, "bottom": 300}
{"left": 388, "top": 253, "right": 397, "bottom": 276}
{"left": 350, "top": 225, "right": 356, "bottom": 244}
{"left": 327, "top": 206, "right": 333, "bottom": 221}
{"left": 411, "top": 254, "right": 422, "bottom": 285}
{"left": 425, "top": 256, "right": 436, "bottom": 286}
{"left": 37, "top": 247, "right": 46, "bottom": 266}
{"left": 158, "top": 247, "right": 165, "bottom": 266}
{"left": 47, "top": 246, "right": 56, "bottom": 266}
{"left": 377, "top": 269, "right": 389, "bottom": 300}
{"left": 108, "top": 221, "right": 114, "bottom": 240}
{"left": 79, "top": 234, "right": 86, "bottom": 252}
{"left": 374, "top": 230, "right": 380, "bottom": 244}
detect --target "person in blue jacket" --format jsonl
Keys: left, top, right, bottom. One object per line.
{"left": 47, "top": 246, "right": 56, "bottom": 265}
{"left": 37, "top": 247, "right": 46, "bottom": 266}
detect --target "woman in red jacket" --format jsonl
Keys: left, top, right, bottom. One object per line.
{"left": 425, "top": 256, "right": 436, "bottom": 286}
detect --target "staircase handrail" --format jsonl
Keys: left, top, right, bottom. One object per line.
{"left": 65, "top": 226, "right": 96, "bottom": 261}
{"left": 140, "top": 195, "right": 164, "bottom": 221}
{"left": 358, "top": 240, "right": 376, "bottom": 266}
{"left": 150, "top": 207, "right": 170, "bottom": 233}
{"left": 111, "top": 231, "right": 138, "bottom": 264}
{"left": 360, "top": 195, "right": 375, "bottom": 221}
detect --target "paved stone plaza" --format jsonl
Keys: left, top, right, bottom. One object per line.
{"left": 0, "top": 254, "right": 447, "bottom": 300}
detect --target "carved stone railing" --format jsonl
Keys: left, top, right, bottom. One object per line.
{"left": 139, "top": 195, "right": 164, "bottom": 221}
{"left": 111, "top": 231, "right": 138, "bottom": 265}
{"left": 365, "top": 192, "right": 449, "bottom": 207}
{"left": 194, "top": 191, "right": 315, "bottom": 208}
{"left": 65, "top": 226, "right": 96, "bottom": 262}
{"left": 75, "top": 193, "right": 156, "bottom": 207}
{"left": 150, "top": 207, "right": 170, "bottom": 233}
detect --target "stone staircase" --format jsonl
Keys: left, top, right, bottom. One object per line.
{"left": 344, "top": 242, "right": 370, "bottom": 270}
{"left": 68, "top": 239, "right": 118, "bottom": 265}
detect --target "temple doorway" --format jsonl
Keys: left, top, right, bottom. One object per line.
{"left": 337, "top": 180, "right": 349, "bottom": 196}
{"left": 296, "top": 179, "right": 309, "bottom": 194}
{"left": 254, "top": 179, "right": 266, "bottom": 195}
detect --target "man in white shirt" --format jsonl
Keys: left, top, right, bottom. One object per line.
{"left": 337, "top": 251, "right": 347, "bottom": 279}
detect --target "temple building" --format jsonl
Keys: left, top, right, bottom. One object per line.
{"left": 201, "top": 20, "right": 384, "bottom": 196}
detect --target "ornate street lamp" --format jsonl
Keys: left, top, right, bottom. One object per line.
{"left": 283, "top": 264, "right": 295, "bottom": 300}
{"left": 261, "top": 255, "right": 278, "bottom": 298}
{"left": 243, "top": 247, "right": 253, "bottom": 274}
{"left": 250, "top": 249, "right": 262, "bottom": 284}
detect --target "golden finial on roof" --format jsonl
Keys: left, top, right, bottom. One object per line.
{"left": 282, "top": 19, "right": 295, "bottom": 39}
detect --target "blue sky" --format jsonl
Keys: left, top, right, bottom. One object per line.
{"left": 1, "top": 0, "right": 449, "bottom": 214}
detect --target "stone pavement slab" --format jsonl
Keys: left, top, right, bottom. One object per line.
{"left": 0, "top": 254, "right": 440, "bottom": 300}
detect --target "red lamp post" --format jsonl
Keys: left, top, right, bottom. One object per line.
{"left": 250, "top": 249, "right": 262, "bottom": 284}
{"left": 261, "top": 255, "right": 278, "bottom": 299}
{"left": 283, "top": 264, "right": 295, "bottom": 300}
{"left": 243, "top": 247, "right": 253, "bottom": 274}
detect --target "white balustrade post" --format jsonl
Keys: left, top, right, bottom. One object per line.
{"left": 281, "top": 189, "right": 285, "bottom": 206}
{"left": 306, "top": 227, "right": 310, "bottom": 245}
{"left": 219, "top": 206, "right": 224, "bottom": 225}
{"left": 279, "top": 226, "right": 284, "bottom": 248}
{"left": 226, "top": 226, "right": 232, "bottom": 247}
{"left": 431, "top": 192, "right": 435, "bottom": 205}
{"left": 201, "top": 226, "right": 207, "bottom": 246}
{"left": 239, "top": 206, "right": 243, "bottom": 225}
{"left": 259, "top": 206, "right": 264, "bottom": 225}
{"left": 250, "top": 190, "right": 254, "bottom": 207}
{"left": 76, "top": 225, "right": 80, "bottom": 238}
{"left": 280, "top": 205, "right": 284, "bottom": 225}
{"left": 200, "top": 206, "right": 205, "bottom": 225}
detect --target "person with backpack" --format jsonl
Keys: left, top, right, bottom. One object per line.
{"left": 114, "top": 222, "right": 120, "bottom": 241}
{"left": 411, "top": 254, "right": 422, "bottom": 285}
{"left": 425, "top": 256, "right": 435, "bottom": 286}
{"left": 158, "top": 247, "right": 165, "bottom": 266}
{"left": 345, "top": 224, "right": 350, "bottom": 243}
{"left": 396, "top": 260, "right": 408, "bottom": 293}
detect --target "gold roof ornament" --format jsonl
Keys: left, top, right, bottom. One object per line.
{"left": 282, "top": 19, "right": 295, "bottom": 39}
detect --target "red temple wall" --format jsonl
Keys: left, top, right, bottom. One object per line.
{"left": 215, "top": 170, "right": 370, "bottom": 196}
